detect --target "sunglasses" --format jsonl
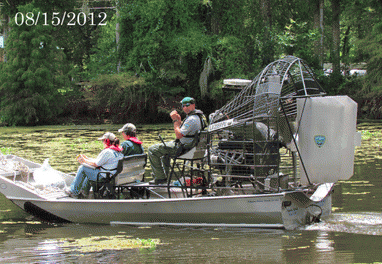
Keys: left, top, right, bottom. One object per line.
{"left": 182, "top": 103, "right": 191, "bottom": 108}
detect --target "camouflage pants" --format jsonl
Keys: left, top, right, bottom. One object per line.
{"left": 148, "top": 141, "right": 181, "bottom": 180}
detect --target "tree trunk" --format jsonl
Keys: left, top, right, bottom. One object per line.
{"left": 313, "top": 0, "right": 324, "bottom": 68}
{"left": 116, "top": 7, "right": 121, "bottom": 73}
{"left": 260, "top": 0, "right": 273, "bottom": 65}
{"left": 331, "top": 0, "right": 341, "bottom": 75}
{"left": 211, "top": 0, "right": 222, "bottom": 35}
{"left": 342, "top": 25, "right": 351, "bottom": 72}
{"left": 2, "top": 14, "right": 10, "bottom": 62}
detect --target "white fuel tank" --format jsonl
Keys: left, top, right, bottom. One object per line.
{"left": 297, "top": 96, "right": 359, "bottom": 185}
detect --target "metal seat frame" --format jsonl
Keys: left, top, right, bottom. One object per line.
{"left": 92, "top": 153, "right": 147, "bottom": 199}
{"left": 160, "top": 131, "right": 209, "bottom": 198}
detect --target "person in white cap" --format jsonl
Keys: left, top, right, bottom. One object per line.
{"left": 66, "top": 132, "right": 123, "bottom": 198}
{"left": 118, "top": 123, "right": 144, "bottom": 156}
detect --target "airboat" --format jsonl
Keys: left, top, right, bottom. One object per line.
{"left": 0, "top": 56, "right": 361, "bottom": 230}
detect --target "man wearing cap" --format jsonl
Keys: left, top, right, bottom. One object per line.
{"left": 118, "top": 123, "right": 144, "bottom": 156}
{"left": 66, "top": 132, "right": 124, "bottom": 198}
{"left": 148, "top": 97, "right": 207, "bottom": 184}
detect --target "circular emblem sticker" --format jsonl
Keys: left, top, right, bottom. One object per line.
{"left": 314, "top": 135, "right": 326, "bottom": 148}
{"left": 0, "top": 183, "right": 7, "bottom": 189}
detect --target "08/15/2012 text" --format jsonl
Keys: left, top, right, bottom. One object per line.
{"left": 15, "top": 12, "right": 107, "bottom": 26}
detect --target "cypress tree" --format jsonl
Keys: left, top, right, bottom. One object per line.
{"left": 0, "top": 3, "right": 69, "bottom": 125}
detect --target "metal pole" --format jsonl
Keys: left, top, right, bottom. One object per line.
{"left": 279, "top": 100, "right": 312, "bottom": 185}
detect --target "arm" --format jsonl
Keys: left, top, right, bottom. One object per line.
{"left": 77, "top": 154, "right": 98, "bottom": 168}
{"left": 173, "top": 120, "right": 183, "bottom": 139}
{"left": 170, "top": 110, "right": 184, "bottom": 139}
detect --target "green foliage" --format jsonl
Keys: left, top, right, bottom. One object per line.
{"left": 361, "top": 22, "right": 382, "bottom": 92}
{"left": 1, "top": 0, "right": 382, "bottom": 125}
{"left": 209, "top": 80, "right": 222, "bottom": 98}
{"left": 341, "top": 0, "right": 381, "bottom": 63}
{"left": 85, "top": 72, "right": 158, "bottom": 123}
{"left": 87, "top": 14, "right": 119, "bottom": 79}
{"left": 277, "top": 19, "right": 320, "bottom": 68}
{"left": 0, "top": 0, "right": 77, "bottom": 16}
{"left": 358, "top": 90, "right": 382, "bottom": 119}
{"left": 118, "top": 0, "right": 209, "bottom": 76}
{"left": 318, "top": 72, "right": 344, "bottom": 96}
{"left": 0, "top": 3, "right": 70, "bottom": 126}
{"left": 212, "top": 36, "right": 249, "bottom": 79}
{"left": 338, "top": 75, "right": 364, "bottom": 96}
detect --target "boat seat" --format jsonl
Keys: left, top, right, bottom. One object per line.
{"left": 92, "top": 153, "right": 147, "bottom": 199}
{"left": 165, "top": 130, "right": 209, "bottom": 198}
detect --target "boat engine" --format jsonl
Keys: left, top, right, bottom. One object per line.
{"left": 207, "top": 56, "right": 332, "bottom": 192}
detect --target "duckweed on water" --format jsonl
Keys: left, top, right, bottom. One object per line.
{"left": 0, "top": 123, "right": 174, "bottom": 173}
{"left": 0, "top": 122, "right": 380, "bottom": 174}
{"left": 338, "top": 180, "right": 370, "bottom": 184}
{"left": 332, "top": 207, "right": 342, "bottom": 212}
{"left": 0, "top": 147, "right": 12, "bottom": 155}
{"left": 342, "top": 192, "right": 370, "bottom": 195}
{"left": 361, "top": 130, "right": 382, "bottom": 141}
{"left": 57, "top": 235, "right": 161, "bottom": 253}
{"left": 1, "top": 221, "right": 42, "bottom": 225}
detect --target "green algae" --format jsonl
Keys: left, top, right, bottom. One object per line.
{"left": 0, "top": 123, "right": 174, "bottom": 175}
{"left": 57, "top": 235, "right": 161, "bottom": 253}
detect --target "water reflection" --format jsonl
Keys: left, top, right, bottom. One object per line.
{"left": 315, "top": 232, "right": 334, "bottom": 252}
{"left": 1, "top": 217, "right": 382, "bottom": 263}
{"left": 0, "top": 222, "right": 287, "bottom": 263}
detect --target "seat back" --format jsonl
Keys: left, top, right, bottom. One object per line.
{"left": 115, "top": 153, "right": 147, "bottom": 186}
{"left": 178, "top": 131, "right": 208, "bottom": 160}
{"left": 96, "top": 159, "right": 123, "bottom": 181}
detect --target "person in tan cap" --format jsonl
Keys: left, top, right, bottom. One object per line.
{"left": 118, "top": 123, "right": 144, "bottom": 156}
{"left": 66, "top": 132, "right": 123, "bottom": 198}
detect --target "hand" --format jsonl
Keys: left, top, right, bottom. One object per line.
{"left": 170, "top": 110, "right": 181, "bottom": 122}
{"left": 77, "top": 154, "right": 85, "bottom": 164}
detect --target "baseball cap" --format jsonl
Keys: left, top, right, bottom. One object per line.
{"left": 118, "top": 123, "right": 136, "bottom": 134}
{"left": 181, "top": 97, "right": 195, "bottom": 107}
{"left": 98, "top": 132, "right": 116, "bottom": 141}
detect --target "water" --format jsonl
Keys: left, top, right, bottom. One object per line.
{"left": 0, "top": 122, "right": 382, "bottom": 263}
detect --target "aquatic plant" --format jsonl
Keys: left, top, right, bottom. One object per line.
{"left": 361, "top": 130, "right": 382, "bottom": 141}
{"left": 0, "top": 147, "right": 11, "bottom": 155}
{"left": 58, "top": 235, "right": 161, "bottom": 253}
{"left": 1, "top": 221, "right": 41, "bottom": 225}
{"left": 362, "top": 130, "right": 373, "bottom": 140}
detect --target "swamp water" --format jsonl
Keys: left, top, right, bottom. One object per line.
{"left": 0, "top": 122, "right": 382, "bottom": 263}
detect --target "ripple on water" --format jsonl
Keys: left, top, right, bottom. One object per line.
{"left": 306, "top": 212, "right": 382, "bottom": 235}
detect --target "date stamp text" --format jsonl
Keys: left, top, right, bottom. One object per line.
{"left": 15, "top": 12, "right": 107, "bottom": 26}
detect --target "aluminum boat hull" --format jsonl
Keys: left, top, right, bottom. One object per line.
{"left": 0, "top": 155, "right": 333, "bottom": 230}
{"left": 0, "top": 176, "right": 332, "bottom": 230}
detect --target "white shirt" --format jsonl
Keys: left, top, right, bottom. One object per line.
{"left": 95, "top": 148, "right": 123, "bottom": 172}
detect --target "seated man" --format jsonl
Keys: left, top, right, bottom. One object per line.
{"left": 148, "top": 97, "right": 207, "bottom": 184}
{"left": 118, "top": 123, "right": 144, "bottom": 156}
